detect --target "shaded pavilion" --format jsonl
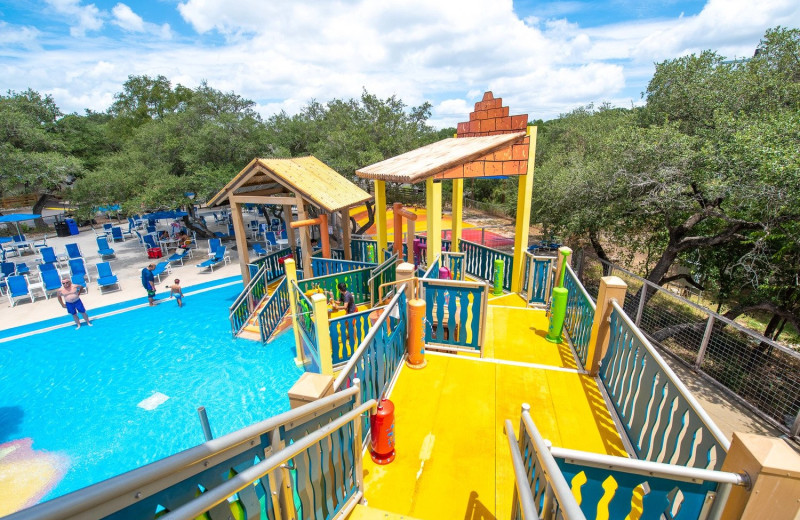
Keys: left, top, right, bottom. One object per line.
{"left": 356, "top": 92, "right": 536, "bottom": 292}
{"left": 207, "top": 156, "right": 372, "bottom": 282}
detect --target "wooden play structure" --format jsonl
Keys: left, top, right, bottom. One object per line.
{"left": 356, "top": 91, "right": 536, "bottom": 292}
{"left": 206, "top": 156, "right": 372, "bottom": 281}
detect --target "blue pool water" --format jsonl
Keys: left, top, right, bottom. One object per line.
{"left": 0, "top": 280, "right": 302, "bottom": 504}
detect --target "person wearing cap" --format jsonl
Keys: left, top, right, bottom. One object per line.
{"left": 167, "top": 278, "right": 184, "bottom": 307}
{"left": 56, "top": 278, "right": 92, "bottom": 329}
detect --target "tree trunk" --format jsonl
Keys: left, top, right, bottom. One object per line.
{"left": 354, "top": 200, "right": 375, "bottom": 235}
{"left": 588, "top": 230, "right": 612, "bottom": 275}
{"left": 763, "top": 314, "right": 782, "bottom": 339}
{"left": 31, "top": 194, "right": 49, "bottom": 228}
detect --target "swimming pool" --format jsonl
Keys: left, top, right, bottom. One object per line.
{"left": 0, "top": 280, "right": 302, "bottom": 510}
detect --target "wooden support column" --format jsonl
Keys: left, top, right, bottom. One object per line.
{"left": 229, "top": 199, "right": 251, "bottom": 284}
{"left": 341, "top": 207, "right": 352, "bottom": 260}
{"left": 295, "top": 196, "right": 313, "bottom": 276}
{"left": 426, "top": 178, "right": 442, "bottom": 265}
{"left": 451, "top": 178, "right": 463, "bottom": 252}
{"left": 374, "top": 180, "right": 388, "bottom": 253}
{"left": 393, "top": 202, "right": 404, "bottom": 256}
{"left": 312, "top": 293, "right": 333, "bottom": 376}
{"left": 282, "top": 204, "right": 296, "bottom": 253}
{"left": 586, "top": 276, "right": 627, "bottom": 376}
{"left": 511, "top": 126, "right": 537, "bottom": 293}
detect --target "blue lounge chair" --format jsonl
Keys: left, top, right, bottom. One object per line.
{"left": 69, "top": 258, "right": 91, "bottom": 283}
{"left": 151, "top": 261, "right": 172, "bottom": 283}
{"left": 65, "top": 243, "right": 82, "bottom": 260}
{"left": 7, "top": 274, "right": 32, "bottom": 306}
{"left": 253, "top": 243, "right": 268, "bottom": 257}
{"left": 167, "top": 247, "right": 192, "bottom": 266}
{"left": 265, "top": 231, "right": 278, "bottom": 251}
{"left": 15, "top": 262, "right": 30, "bottom": 275}
{"left": 39, "top": 246, "right": 60, "bottom": 266}
{"left": 110, "top": 226, "right": 126, "bottom": 242}
{"left": 96, "top": 237, "right": 116, "bottom": 259}
{"left": 196, "top": 246, "right": 229, "bottom": 272}
{"left": 207, "top": 238, "right": 221, "bottom": 257}
{"left": 95, "top": 262, "right": 121, "bottom": 293}
{"left": 40, "top": 268, "right": 62, "bottom": 299}
{"left": 143, "top": 234, "right": 159, "bottom": 250}
{"left": 1, "top": 262, "right": 14, "bottom": 278}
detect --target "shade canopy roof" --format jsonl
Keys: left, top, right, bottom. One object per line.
{"left": 0, "top": 214, "right": 41, "bottom": 223}
{"left": 207, "top": 156, "right": 372, "bottom": 212}
{"left": 355, "top": 132, "right": 526, "bottom": 184}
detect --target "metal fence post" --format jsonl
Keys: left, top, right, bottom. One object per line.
{"left": 197, "top": 406, "right": 213, "bottom": 441}
{"left": 635, "top": 284, "right": 647, "bottom": 326}
{"left": 695, "top": 316, "right": 715, "bottom": 369}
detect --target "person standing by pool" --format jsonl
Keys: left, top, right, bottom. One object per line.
{"left": 142, "top": 264, "right": 157, "bottom": 306}
{"left": 57, "top": 279, "right": 92, "bottom": 329}
{"left": 167, "top": 278, "right": 184, "bottom": 307}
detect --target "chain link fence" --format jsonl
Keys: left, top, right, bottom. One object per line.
{"left": 577, "top": 251, "right": 800, "bottom": 438}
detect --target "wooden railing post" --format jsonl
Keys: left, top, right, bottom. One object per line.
{"left": 396, "top": 262, "right": 415, "bottom": 301}
{"left": 284, "top": 259, "right": 305, "bottom": 367}
{"left": 720, "top": 433, "right": 800, "bottom": 519}
{"left": 586, "top": 276, "right": 627, "bottom": 376}
{"left": 311, "top": 293, "right": 333, "bottom": 376}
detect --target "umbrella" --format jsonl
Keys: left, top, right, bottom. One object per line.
{"left": 0, "top": 213, "right": 41, "bottom": 236}
{"left": 141, "top": 210, "right": 188, "bottom": 220}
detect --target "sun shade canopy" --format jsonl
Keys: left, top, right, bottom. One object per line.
{"left": 355, "top": 132, "right": 527, "bottom": 184}
{"left": 207, "top": 156, "right": 372, "bottom": 212}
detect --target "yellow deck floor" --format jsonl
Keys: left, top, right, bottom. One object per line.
{"left": 361, "top": 306, "right": 626, "bottom": 520}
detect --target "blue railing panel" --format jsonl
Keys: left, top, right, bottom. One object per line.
{"left": 258, "top": 277, "right": 290, "bottom": 343}
{"left": 527, "top": 257, "right": 553, "bottom": 304}
{"left": 564, "top": 266, "right": 594, "bottom": 366}
{"left": 329, "top": 308, "right": 378, "bottom": 365}
{"left": 460, "top": 239, "right": 513, "bottom": 291}
{"left": 555, "top": 458, "right": 716, "bottom": 520}
{"left": 252, "top": 247, "right": 294, "bottom": 282}
{"left": 601, "top": 308, "right": 726, "bottom": 470}
{"left": 423, "top": 282, "right": 484, "bottom": 350}
{"left": 311, "top": 257, "right": 376, "bottom": 277}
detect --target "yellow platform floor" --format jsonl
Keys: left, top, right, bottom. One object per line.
{"left": 361, "top": 306, "right": 626, "bottom": 520}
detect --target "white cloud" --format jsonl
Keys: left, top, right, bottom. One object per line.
{"left": 0, "top": 22, "right": 41, "bottom": 49}
{"left": 3, "top": 0, "right": 799, "bottom": 125}
{"left": 44, "top": 0, "right": 104, "bottom": 37}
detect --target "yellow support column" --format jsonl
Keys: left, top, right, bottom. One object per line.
{"left": 374, "top": 180, "right": 388, "bottom": 254}
{"left": 451, "top": 178, "right": 464, "bottom": 252}
{"left": 284, "top": 259, "right": 306, "bottom": 367}
{"left": 311, "top": 293, "right": 333, "bottom": 376}
{"left": 426, "top": 178, "right": 442, "bottom": 265}
{"left": 511, "top": 126, "right": 537, "bottom": 293}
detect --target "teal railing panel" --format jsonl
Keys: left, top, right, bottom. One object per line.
{"left": 252, "top": 246, "right": 294, "bottom": 282}
{"left": 230, "top": 263, "right": 269, "bottom": 336}
{"left": 257, "top": 277, "right": 290, "bottom": 343}
{"left": 292, "top": 281, "right": 320, "bottom": 373}
{"left": 368, "top": 254, "right": 398, "bottom": 305}
{"left": 564, "top": 266, "right": 595, "bottom": 366}
{"left": 336, "top": 290, "right": 407, "bottom": 440}
{"left": 423, "top": 280, "right": 485, "bottom": 351}
{"left": 329, "top": 308, "right": 380, "bottom": 366}
{"left": 298, "top": 267, "right": 372, "bottom": 305}
{"left": 421, "top": 257, "right": 440, "bottom": 279}
{"left": 460, "top": 239, "right": 513, "bottom": 291}
{"left": 555, "top": 458, "right": 717, "bottom": 520}
{"left": 527, "top": 256, "right": 553, "bottom": 304}
{"left": 442, "top": 252, "right": 465, "bottom": 280}
{"left": 601, "top": 306, "right": 727, "bottom": 470}
{"left": 311, "top": 257, "right": 376, "bottom": 277}
{"left": 350, "top": 239, "right": 378, "bottom": 263}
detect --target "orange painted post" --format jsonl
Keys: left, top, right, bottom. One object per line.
{"left": 319, "top": 213, "right": 330, "bottom": 258}
{"left": 406, "top": 298, "right": 426, "bottom": 369}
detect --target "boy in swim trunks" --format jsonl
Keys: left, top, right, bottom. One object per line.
{"left": 57, "top": 278, "right": 92, "bottom": 329}
{"left": 167, "top": 278, "right": 184, "bottom": 307}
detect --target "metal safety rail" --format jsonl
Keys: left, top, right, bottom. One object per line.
{"left": 507, "top": 404, "right": 748, "bottom": 520}
{"left": 229, "top": 261, "right": 269, "bottom": 336}
{"left": 367, "top": 252, "right": 398, "bottom": 305}
{"left": 603, "top": 300, "right": 730, "bottom": 470}
{"left": 8, "top": 384, "right": 370, "bottom": 520}
{"left": 563, "top": 264, "right": 595, "bottom": 365}
{"left": 257, "top": 276, "right": 289, "bottom": 343}
{"left": 334, "top": 286, "right": 408, "bottom": 440}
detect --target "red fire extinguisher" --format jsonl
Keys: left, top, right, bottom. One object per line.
{"left": 370, "top": 398, "right": 395, "bottom": 464}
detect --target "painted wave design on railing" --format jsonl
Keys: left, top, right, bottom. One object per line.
{"left": 602, "top": 308, "right": 725, "bottom": 470}
{"left": 424, "top": 284, "right": 482, "bottom": 349}
{"left": 329, "top": 309, "right": 375, "bottom": 365}
{"left": 564, "top": 267, "right": 594, "bottom": 366}
{"left": 311, "top": 257, "right": 376, "bottom": 277}
{"left": 298, "top": 267, "right": 372, "bottom": 305}
{"left": 460, "top": 239, "right": 513, "bottom": 290}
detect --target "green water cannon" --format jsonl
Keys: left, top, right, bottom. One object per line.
{"left": 545, "top": 247, "right": 573, "bottom": 344}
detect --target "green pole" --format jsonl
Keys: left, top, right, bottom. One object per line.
{"left": 546, "top": 287, "right": 568, "bottom": 343}
{"left": 556, "top": 247, "right": 571, "bottom": 288}
{"left": 493, "top": 258, "right": 504, "bottom": 296}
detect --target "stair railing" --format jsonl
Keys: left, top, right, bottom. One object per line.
{"left": 228, "top": 262, "right": 269, "bottom": 336}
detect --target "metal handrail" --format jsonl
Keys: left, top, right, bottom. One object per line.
{"left": 421, "top": 255, "right": 439, "bottom": 279}
{"left": 333, "top": 284, "right": 407, "bottom": 391}
{"left": 10, "top": 385, "right": 361, "bottom": 520}
{"left": 521, "top": 405, "right": 586, "bottom": 520}
{"left": 378, "top": 278, "right": 419, "bottom": 301}
{"left": 504, "top": 419, "right": 541, "bottom": 519}
{"left": 610, "top": 299, "right": 731, "bottom": 450}
{"left": 368, "top": 253, "right": 398, "bottom": 285}
{"left": 160, "top": 398, "right": 378, "bottom": 520}
{"left": 228, "top": 262, "right": 267, "bottom": 316}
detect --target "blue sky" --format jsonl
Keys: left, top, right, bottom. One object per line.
{"left": 1, "top": 0, "right": 797, "bottom": 127}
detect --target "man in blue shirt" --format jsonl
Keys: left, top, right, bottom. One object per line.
{"left": 141, "top": 263, "right": 156, "bottom": 306}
